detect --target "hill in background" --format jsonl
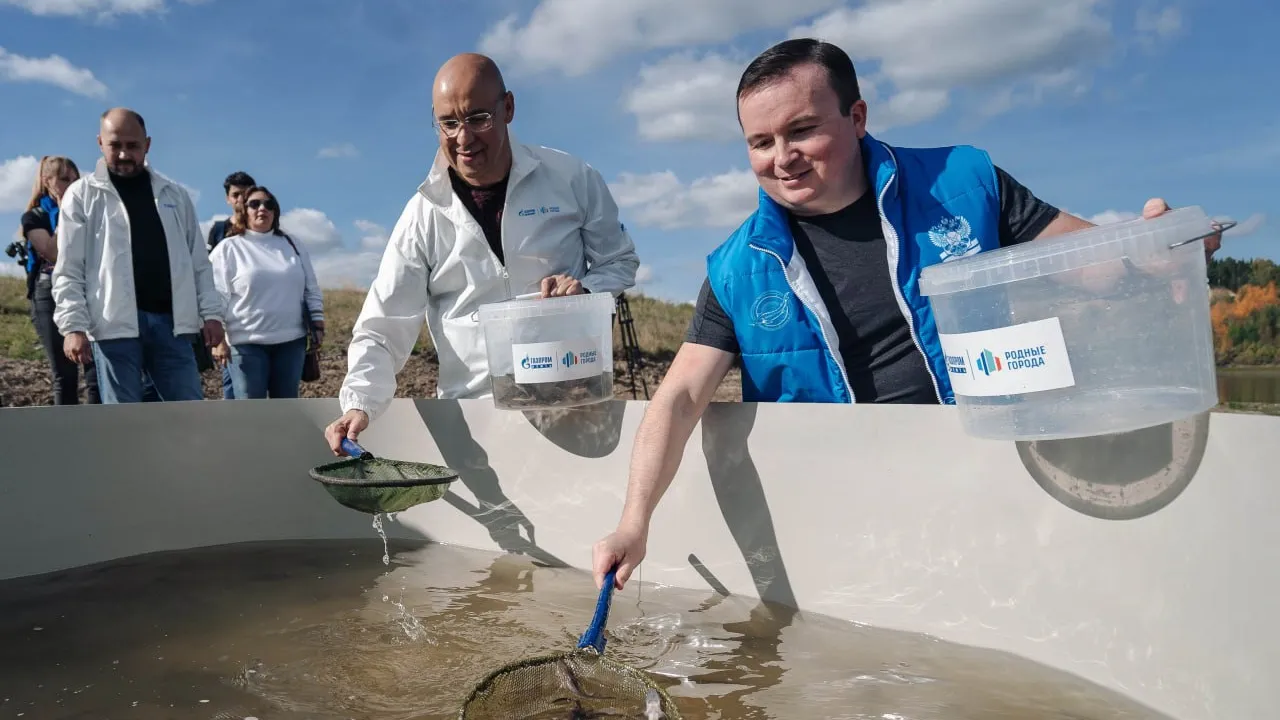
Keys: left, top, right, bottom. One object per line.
{"left": 2, "top": 257, "right": 1277, "bottom": 407}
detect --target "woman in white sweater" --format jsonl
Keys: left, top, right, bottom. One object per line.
{"left": 210, "top": 186, "right": 325, "bottom": 399}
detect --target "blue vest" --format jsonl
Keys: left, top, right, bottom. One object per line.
{"left": 705, "top": 133, "right": 1002, "bottom": 404}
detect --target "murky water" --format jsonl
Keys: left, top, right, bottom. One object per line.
{"left": 0, "top": 539, "right": 1174, "bottom": 719}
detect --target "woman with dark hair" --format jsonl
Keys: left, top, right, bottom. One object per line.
{"left": 18, "top": 155, "right": 101, "bottom": 405}
{"left": 209, "top": 186, "right": 325, "bottom": 399}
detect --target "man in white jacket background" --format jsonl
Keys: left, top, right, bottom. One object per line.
{"left": 53, "top": 107, "right": 226, "bottom": 404}
{"left": 324, "top": 53, "right": 640, "bottom": 452}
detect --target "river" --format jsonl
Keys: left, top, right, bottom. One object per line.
{"left": 1217, "top": 366, "right": 1280, "bottom": 405}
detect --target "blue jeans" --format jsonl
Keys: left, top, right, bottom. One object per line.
{"left": 221, "top": 365, "right": 236, "bottom": 399}
{"left": 228, "top": 337, "right": 307, "bottom": 399}
{"left": 93, "top": 311, "right": 205, "bottom": 404}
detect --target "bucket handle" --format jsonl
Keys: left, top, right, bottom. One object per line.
{"left": 1169, "top": 218, "right": 1237, "bottom": 249}
{"left": 468, "top": 292, "right": 555, "bottom": 322}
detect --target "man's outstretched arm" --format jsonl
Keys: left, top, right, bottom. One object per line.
{"left": 592, "top": 341, "right": 736, "bottom": 590}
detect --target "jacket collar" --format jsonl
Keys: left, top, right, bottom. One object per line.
{"left": 747, "top": 131, "right": 900, "bottom": 259}
{"left": 417, "top": 132, "right": 541, "bottom": 208}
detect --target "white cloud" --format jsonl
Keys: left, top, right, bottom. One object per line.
{"left": 0, "top": 0, "right": 200, "bottom": 17}
{"left": 789, "top": 0, "right": 1113, "bottom": 128}
{"left": 478, "top": 0, "right": 841, "bottom": 76}
{"left": 621, "top": 0, "right": 1119, "bottom": 141}
{"left": 317, "top": 143, "right": 359, "bottom": 159}
{"left": 309, "top": 250, "right": 385, "bottom": 290}
{"left": 0, "top": 155, "right": 40, "bottom": 212}
{"left": 1222, "top": 213, "right": 1265, "bottom": 237}
{"left": 610, "top": 168, "right": 758, "bottom": 230}
{"left": 1088, "top": 209, "right": 1140, "bottom": 225}
{"left": 635, "top": 264, "right": 656, "bottom": 284}
{"left": 353, "top": 219, "right": 389, "bottom": 250}
{"left": 0, "top": 46, "right": 107, "bottom": 98}
{"left": 624, "top": 52, "right": 745, "bottom": 142}
{"left": 1136, "top": 4, "right": 1182, "bottom": 48}
{"left": 280, "top": 208, "right": 343, "bottom": 253}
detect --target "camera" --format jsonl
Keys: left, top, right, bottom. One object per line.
{"left": 4, "top": 241, "right": 28, "bottom": 266}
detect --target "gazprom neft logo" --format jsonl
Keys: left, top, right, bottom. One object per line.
{"left": 521, "top": 353, "right": 553, "bottom": 371}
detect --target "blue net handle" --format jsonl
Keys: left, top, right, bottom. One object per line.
{"left": 576, "top": 566, "right": 617, "bottom": 654}
{"left": 340, "top": 438, "right": 374, "bottom": 460}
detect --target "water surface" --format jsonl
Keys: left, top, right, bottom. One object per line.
{"left": 0, "top": 539, "right": 1174, "bottom": 719}
{"left": 1217, "top": 366, "right": 1280, "bottom": 405}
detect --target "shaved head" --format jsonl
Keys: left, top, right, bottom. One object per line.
{"left": 431, "top": 53, "right": 514, "bottom": 187}
{"left": 100, "top": 107, "right": 146, "bottom": 135}
{"left": 433, "top": 52, "right": 506, "bottom": 101}
{"left": 98, "top": 106, "right": 150, "bottom": 177}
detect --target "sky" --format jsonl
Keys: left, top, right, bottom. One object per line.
{"left": 1, "top": 0, "right": 1276, "bottom": 304}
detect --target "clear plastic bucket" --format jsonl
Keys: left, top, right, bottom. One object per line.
{"left": 918, "top": 206, "right": 1219, "bottom": 441}
{"left": 477, "top": 292, "right": 615, "bottom": 410}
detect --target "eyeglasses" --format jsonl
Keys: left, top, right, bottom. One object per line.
{"left": 433, "top": 111, "right": 496, "bottom": 138}
{"left": 246, "top": 198, "right": 277, "bottom": 211}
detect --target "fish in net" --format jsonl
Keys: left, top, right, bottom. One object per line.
{"left": 458, "top": 566, "right": 680, "bottom": 719}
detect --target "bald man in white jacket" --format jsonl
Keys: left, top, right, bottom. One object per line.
{"left": 324, "top": 53, "right": 639, "bottom": 453}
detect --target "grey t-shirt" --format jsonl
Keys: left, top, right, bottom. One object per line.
{"left": 685, "top": 166, "right": 1060, "bottom": 403}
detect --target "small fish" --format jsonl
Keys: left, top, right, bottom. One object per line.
{"left": 643, "top": 688, "right": 666, "bottom": 720}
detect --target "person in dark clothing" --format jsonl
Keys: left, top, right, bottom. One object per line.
{"left": 206, "top": 171, "right": 256, "bottom": 253}
{"left": 17, "top": 155, "right": 100, "bottom": 405}
{"left": 590, "top": 38, "right": 1225, "bottom": 593}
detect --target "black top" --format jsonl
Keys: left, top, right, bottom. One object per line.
{"left": 685, "top": 165, "right": 1061, "bottom": 404}
{"left": 20, "top": 208, "right": 53, "bottom": 274}
{"left": 450, "top": 168, "right": 510, "bottom": 265}
{"left": 110, "top": 170, "right": 173, "bottom": 315}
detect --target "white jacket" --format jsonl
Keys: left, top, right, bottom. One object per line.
{"left": 339, "top": 138, "right": 640, "bottom": 422}
{"left": 51, "top": 159, "right": 225, "bottom": 341}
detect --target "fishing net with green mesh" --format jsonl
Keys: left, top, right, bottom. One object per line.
{"left": 309, "top": 439, "right": 459, "bottom": 515}
{"left": 457, "top": 567, "right": 680, "bottom": 719}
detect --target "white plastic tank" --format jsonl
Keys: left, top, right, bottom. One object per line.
{"left": 477, "top": 291, "right": 616, "bottom": 410}
{"left": 918, "top": 206, "right": 1220, "bottom": 441}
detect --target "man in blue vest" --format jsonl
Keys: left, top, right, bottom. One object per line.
{"left": 591, "top": 38, "right": 1222, "bottom": 591}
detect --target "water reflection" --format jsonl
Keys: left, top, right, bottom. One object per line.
{"left": 0, "top": 539, "right": 1178, "bottom": 720}
{"left": 1217, "top": 367, "right": 1280, "bottom": 405}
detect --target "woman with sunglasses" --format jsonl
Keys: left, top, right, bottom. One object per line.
{"left": 18, "top": 155, "right": 101, "bottom": 405}
{"left": 208, "top": 186, "right": 324, "bottom": 399}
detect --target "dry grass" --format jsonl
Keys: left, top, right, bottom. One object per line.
{"left": 311, "top": 285, "right": 698, "bottom": 363}
{"left": 0, "top": 276, "right": 41, "bottom": 361}
{"left": 0, "top": 275, "right": 742, "bottom": 406}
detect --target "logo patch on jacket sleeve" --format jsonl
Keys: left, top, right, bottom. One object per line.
{"left": 928, "top": 215, "right": 981, "bottom": 262}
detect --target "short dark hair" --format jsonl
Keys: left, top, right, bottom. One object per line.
{"left": 223, "top": 171, "right": 256, "bottom": 193}
{"left": 736, "top": 38, "right": 862, "bottom": 116}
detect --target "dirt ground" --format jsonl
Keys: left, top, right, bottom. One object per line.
{"left": 0, "top": 349, "right": 743, "bottom": 407}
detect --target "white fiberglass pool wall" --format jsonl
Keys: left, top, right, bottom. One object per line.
{"left": 0, "top": 397, "right": 1274, "bottom": 719}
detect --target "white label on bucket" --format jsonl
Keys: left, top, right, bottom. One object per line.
{"left": 512, "top": 337, "right": 605, "bottom": 384}
{"left": 938, "top": 317, "right": 1075, "bottom": 397}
